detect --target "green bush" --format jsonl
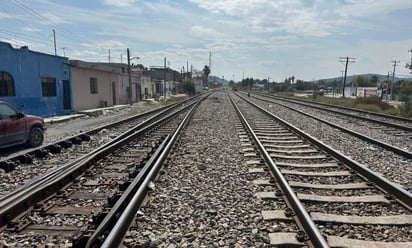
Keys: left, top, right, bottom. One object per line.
{"left": 354, "top": 96, "right": 393, "bottom": 111}
{"left": 398, "top": 98, "right": 412, "bottom": 118}
{"left": 354, "top": 103, "right": 380, "bottom": 113}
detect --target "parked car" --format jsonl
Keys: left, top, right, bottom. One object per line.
{"left": 0, "top": 101, "right": 46, "bottom": 148}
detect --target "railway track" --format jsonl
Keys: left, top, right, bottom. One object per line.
{"left": 0, "top": 96, "right": 200, "bottom": 198}
{"left": 1, "top": 90, "right": 410, "bottom": 247}
{"left": 231, "top": 93, "right": 411, "bottom": 247}
{"left": 0, "top": 95, "right": 206, "bottom": 246}
{"left": 248, "top": 93, "right": 412, "bottom": 155}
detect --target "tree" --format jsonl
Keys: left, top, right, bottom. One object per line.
{"left": 181, "top": 81, "right": 195, "bottom": 96}
{"left": 354, "top": 75, "right": 375, "bottom": 87}
{"left": 202, "top": 65, "right": 210, "bottom": 86}
{"left": 370, "top": 75, "right": 379, "bottom": 85}
{"left": 295, "top": 80, "right": 305, "bottom": 91}
{"left": 400, "top": 81, "right": 412, "bottom": 101}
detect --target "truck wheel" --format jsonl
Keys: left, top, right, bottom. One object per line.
{"left": 27, "top": 127, "right": 44, "bottom": 147}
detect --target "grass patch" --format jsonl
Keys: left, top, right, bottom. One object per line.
{"left": 286, "top": 94, "right": 411, "bottom": 117}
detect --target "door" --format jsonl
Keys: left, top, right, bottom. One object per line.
{"left": 0, "top": 103, "right": 26, "bottom": 145}
{"left": 112, "top": 81, "right": 116, "bottom": 105}
{"left": 135, "top": 84, "right": 140, "bottom": 102}
{"left": 62, "top": 80, "right": 71, "bottom": 110}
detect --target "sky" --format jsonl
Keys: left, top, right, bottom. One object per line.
{"left": 0, "top": 0, "right": 411, "bottom": 82}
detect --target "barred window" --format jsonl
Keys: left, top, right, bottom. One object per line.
{"left": 0, "top": 71, "right": 15, "bottom": 96}
{"left": 90, "top": 77, "right": 98, "bottom": 94}
{"left": 41, "top": 77, "right": 56, "bottom": 97}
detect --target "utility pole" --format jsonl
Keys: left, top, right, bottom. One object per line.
{"left": 339, "top": 56, "right": 355, "bottom": 97}
{"left": 53, "top": 29, "right": 57, "bottom": 56}
{"left": 61, "top": 47, "right": 66, "bottom": 57}
{"left": 164, "top": 57, "right": 167, "bottom": 97}
{"left": 127, "top": 48, "right": 132, "bottom": 105}
{"left": 108, "top": 49, "right": 111, "bottom": 63}
{"left": 391, "top": 60, "right": 400, "bottom": 101}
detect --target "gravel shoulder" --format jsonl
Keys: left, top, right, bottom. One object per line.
{"left": 44, "top": 101, "right": 160, "bottom": 144}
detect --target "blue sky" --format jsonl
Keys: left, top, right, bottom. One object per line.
{"left": 1, "top": 0, "right": 411, "bottom": 82}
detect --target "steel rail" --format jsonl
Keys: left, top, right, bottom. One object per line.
{"left": 238, "top": 93, "right": 412, "bottom": 210}
{"left": 99, "top": 94, "right": 203, "bottom": 248}
{"left": 229, "top": 94, "right": 329, "bottom": 248}
{"left": 246, "top": 93, "right": 412, "bottom": 159}
{"left": 0, "top": 97, "right": 197, "bottom": 205}
{"left": 252, "top": 93, "right": 412, "bottom": 132}
{"left": 261, "top": 93, "right": 412, "bottom": 124}
{"left": 0, "top": 94, "right": 202, "bottom": 165}
{"left": 0, "top": 98, "right": 201, "bottom": 229}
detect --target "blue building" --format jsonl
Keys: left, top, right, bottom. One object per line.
{"left": 0, "top": 42, "right": 72, "bottom": 117}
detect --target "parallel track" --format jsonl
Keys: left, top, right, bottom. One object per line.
{"left": 245, "top": 92, "right": 412, "bottom": 158}
{"left": 231, "top": 93, "right": 411, "bottom": 247}
{"left": 0, "top": 96, "right": 201, "bottom": 198}
{"left": 0, "top": 95, "right": 207, "bottom": 246}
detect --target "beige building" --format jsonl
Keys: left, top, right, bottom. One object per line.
{"left": 70, "top": 61, "right": 141, "bottom": 111}
{"left": 141, "top": 75, "right": 156, "bottom": 99}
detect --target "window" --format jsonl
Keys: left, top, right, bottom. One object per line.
{"left": 41, "top": 77, "right": 56, "bottom": 97}
{"left": 0, "top": 71, "right": 15, "bottom": 96}
{"left": 0, "top": 102, "right": 17, "bottom": 120}
{"left": 90, "top": 77, "right": 98, "bottom": 94}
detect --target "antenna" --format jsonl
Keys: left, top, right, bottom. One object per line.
{"left": 61, "top": 47, "right": 67, "bottom": 57}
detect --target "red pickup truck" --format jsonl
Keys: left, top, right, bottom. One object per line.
{"left": 0, "top": 101, "right": 46, "bottom": 149}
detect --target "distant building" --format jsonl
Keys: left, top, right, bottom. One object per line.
{"left": 144, "top": 67, "right": 180, "bottom": 97}
{"left": 0, "top": 41, "right": 72, "bottom": 117}
{"left": 141, "top": 75, "right": 156, "bottom": 99}
{"left": 69, "top": 61, "right": 141, "bottom": 111}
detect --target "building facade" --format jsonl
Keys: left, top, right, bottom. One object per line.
{"left": 70, "top": 61, "right": 141, "bottom": 111}
{"left": 0, "top": 42, "right": 72, "bottom": 117}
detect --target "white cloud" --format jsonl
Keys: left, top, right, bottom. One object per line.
{"left": 190, "top": 0, "right": 331, "bottom": 37}
{"left": 102, "top": 0, "right": 136, "bottom": 8}
{"left": 337, "top": 0, "right": 412, "bottom": 17}
{"left": 0, "top": 12, "right": 13, "bottom": 19}
{"left": 190, "top": 25, "right": 225, "bottom": 40}
{"left": 22, "top": 27, "right": 41, "bottom": 33}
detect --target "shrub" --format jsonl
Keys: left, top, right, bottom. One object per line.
{"left": 354, "top": 96, "right": 393, "bottom": 111}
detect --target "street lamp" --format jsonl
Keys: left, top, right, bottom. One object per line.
{"left": 127, "top": 48, "right": 139, "bottom": 105}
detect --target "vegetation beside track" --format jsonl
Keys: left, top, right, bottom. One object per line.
{"left": 275, "top": 93, "right": 412, "bottom": 118}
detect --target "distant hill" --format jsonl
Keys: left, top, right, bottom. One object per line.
{"left": 318, "top": 74, "right": 412, "bottom": 84}
{"left": 208, "top": 75, "right": 229, "bottom": 85}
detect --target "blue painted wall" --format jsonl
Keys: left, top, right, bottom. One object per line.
{"left": 0, "top": 42, "right": 72, "bottom": 117}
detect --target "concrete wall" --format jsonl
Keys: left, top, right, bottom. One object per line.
{"left": 70, "top": 61, "right": 141, "bottom": 110}
{"left": 141, "top": 76, "right": 156, "bottom": 99}
{"left": 71, "top": 66, "right": 113, "bottom": 111}
{"left": 0, "top": 42, "right": 71, "bottom": 117}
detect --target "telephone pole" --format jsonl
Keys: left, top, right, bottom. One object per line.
{"left": 127, "top": 48, "right": 132, "bottom": 105}
{"left": 164, "top": 57, "right": 167, "bottom": 97}
{"left": 339, "top": 56, "right": 356, "bottom": 97}
{"left": 53, "top": 29, "right": 57, "bottom": 56}
{"left": 390, "top": 60, "right": 400, "bottom": 101}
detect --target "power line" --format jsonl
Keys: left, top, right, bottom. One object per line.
{"left": 10, "top": 0, "right": 89, "bottom": 44}
{"left": 339, "top": 56, "right": 355, "bottom": 97}
{"left": 0, "top": 6, "right": 51, "bottom": 42}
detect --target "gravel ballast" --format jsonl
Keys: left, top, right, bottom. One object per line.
{"left": 124, "top": 92, "right": 291, "bottom": 247}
